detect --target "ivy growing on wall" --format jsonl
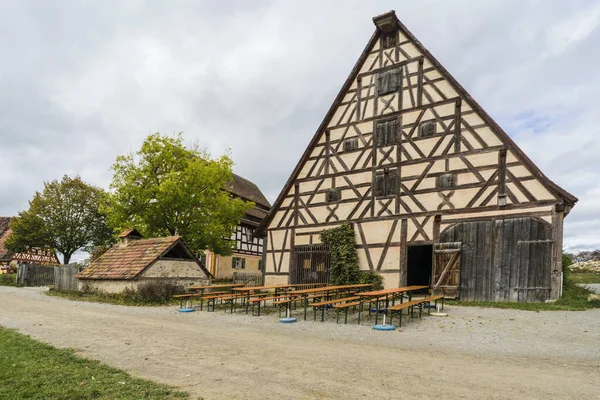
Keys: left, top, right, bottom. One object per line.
{"left": 320, "top": 223, "right": 383, "bottom": 289}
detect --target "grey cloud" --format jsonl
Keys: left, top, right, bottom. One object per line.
{"left": 1, "top": 0, "right": 599, "bottom": 251}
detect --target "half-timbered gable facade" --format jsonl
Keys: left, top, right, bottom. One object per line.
{"left": 258, "top": 11, "right": 577, "bottom": 302}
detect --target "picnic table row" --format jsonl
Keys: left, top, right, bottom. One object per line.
{"left": 174, "top": 283, "right": 446, "bottom": 326}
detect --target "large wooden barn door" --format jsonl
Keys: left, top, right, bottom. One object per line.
{"left": 440, "top": 217, "right": 553, "bottom": 302}
{"left": 493, "top": 218, "right": 553, "bottom": 302}
{"left": 432, "top": 242, "right": 461, "bottom": 298}
{"left": 292, "top": 245, "right": 331, "bottom": 285}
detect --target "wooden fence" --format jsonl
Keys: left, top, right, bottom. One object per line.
{"left": 16, "top": 264, "right": 55, "bottom": 286}
{"left": 232, "top": 271, "right": 262, "bottom": 287}
{"left": 54, "top": 265, "right": 81, "bottom": 291}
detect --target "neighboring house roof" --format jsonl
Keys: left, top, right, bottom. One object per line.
{"left": 228, "top": 174, "right": 271, "bottom": 210}
{"left": 77, "top": 235, "right": 206, "bottom": 280}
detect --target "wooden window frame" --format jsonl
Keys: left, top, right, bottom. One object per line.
{"left": 343, "top": 138, "right": 359, "bottom": 152}
{"left": 376, "top": 68, "right": 402, "bottom": 96}
{"left": 232, "top": 257, "right": 246, "bottom": 270}
{"left": 437, "top": 173, "right": 456, "bottom": 190}
{"left": 381, "top": 32, "right": 397, "bottom": 49}
{"left": 374, "top": 168, "right": 399, "bottom": 198}
{"left": 326, "top": 188, "right": 342, "bottom": 203}
{"left": 419, "top": 121, "right": 436, "bottom": 138}
{"left": 375, "top": 118, "right": 398, "bottom": 147}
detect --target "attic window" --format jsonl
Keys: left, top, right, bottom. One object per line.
{"left": 381, "top": 32, "right": 396, "bottom": 49}
{"left": 375, "top": 119, "right": 398, "bottom": 147}
{"left": 419, "top": 121, "right": 436, "bottom": 138}
{"left": 343, "top": 138, "right": 359, "bottom": 152}
{"left": 438, "top": 173, "right": 456, "bottom": 189}
{"left": 376, "top": 68, "right": 402, "bottom": 95}
{"left": 326, "top": 188, "right": 341, "bottom": 203}
{"left": 374, "top": 169, "right": 398, "bottom": 197}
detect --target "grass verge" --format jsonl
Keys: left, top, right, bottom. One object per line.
{"left": 46, "top": 289, "right": 179, "bottom": 307}
{"left": 447, "top": 282, "right": 599, "bottom": 311}
{"left": 569, "top": 272, "right": 600, "bottom": 284}
{"left": 0, "top": 326, "right": 187, "bottom": 399}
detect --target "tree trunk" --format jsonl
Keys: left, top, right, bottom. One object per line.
{"left": 63, "top": 253, "right": 71, "bottom": 265}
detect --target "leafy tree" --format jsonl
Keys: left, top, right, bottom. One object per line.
{"left": 102, "top": 133, "right": 252, "bottom": 256}
{"left": 6, "top": 176, "right": 113, "bottom": 264}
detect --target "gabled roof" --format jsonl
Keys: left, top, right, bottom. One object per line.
{"left": 228, "top": 173, "right": 271, "bottom": 210}
{"left": 76, "top": 235, "right": 201, "bottom": 280}
{"left": 257, "top": 10, "right": 577, "bottom": 235}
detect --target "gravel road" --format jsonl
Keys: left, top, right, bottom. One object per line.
{"left": 1, "top": 286, "right": 599, "bottom": 400}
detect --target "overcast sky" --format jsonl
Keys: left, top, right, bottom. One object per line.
{"left": 1, "top": 0, "right": 598, "bottom": 253}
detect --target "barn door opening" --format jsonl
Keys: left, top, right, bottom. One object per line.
{"left": 292, "top": 245, "right": 331, "bottom": 285}
{"left": 407, "top": 245, "right": 433, "bottom": 287}
{"left": 433, "top": 242, "right": 461, "bottom": 298}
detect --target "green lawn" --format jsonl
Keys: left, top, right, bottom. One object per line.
{"left": 569, "top": 272, "right": 600, "bottom": 284}
{"left": 0, "top": 326, "right": 187, "bottom": 400}
{"left": 447, "top": 283, "right": 599, "bottom": 311}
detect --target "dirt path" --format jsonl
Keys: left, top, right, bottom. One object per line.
{"left": 1, "top": 287, "right": 599, "bottom": 400}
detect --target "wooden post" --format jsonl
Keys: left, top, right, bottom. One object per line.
{"left": 417, "top": 57, "right": 424, "bottom": 107}
{"left": 433, "top": 214, "right": 441, "bottom": 244}
{"left": 551, "top": 205, "right": 565, "bottom": 300}
{"left": 289, "top": 183, "right": 300, "bottom": 284}
{"left": 454, "top": 99, "right": 462, "bottom": 153}
{"left": 399, "top": 218, "right": 408, "bottom": 287}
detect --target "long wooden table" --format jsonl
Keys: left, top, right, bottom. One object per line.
{"left": 188, "top": 284, "right": 246, "bottom": 310}
{"left": 232, "top": 283, "right": 326, "bottom": 314}
{"left": 357, "top": 285, "right": 429, "bottom": 324}
{"left": 286, "top": 284, "right": 373, "bottom": 321}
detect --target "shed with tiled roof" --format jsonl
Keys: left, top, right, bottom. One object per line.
{"left": 76, "top": 230, "right": 209, "bottom": 293}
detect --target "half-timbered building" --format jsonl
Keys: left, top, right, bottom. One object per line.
{"left": 203, "top": 174, "right": 271, "bottom": 279}
{"left": 0, "top": 217, "right": 59, "bottom": 272}
{"left": 257, "top": 11, "right": 577, "bottom": 302}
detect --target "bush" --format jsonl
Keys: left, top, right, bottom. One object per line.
{"left": 320, "top": 224, "right": 361, "bottom": 286}
{"left": 0, "top": 274, "right": 16, "bottom": 286}
{"left": 121, "top": 281, "right": 183, "bottom": 305}
{"left": 359, "top": 271, "right": 383, "bottom": 290}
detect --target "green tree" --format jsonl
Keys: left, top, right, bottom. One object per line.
{"left": 6, "top": 176, "right": 113, "bottom": 264}
{"left": 102, "top": 133, "right": 252, "bottom": 256}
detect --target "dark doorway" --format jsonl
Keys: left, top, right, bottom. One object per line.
{"left": 407, "top": 245, "right": 433, "bottom": 286}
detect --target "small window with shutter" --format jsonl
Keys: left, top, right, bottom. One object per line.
{"left": 419, "top": 121, "right": 436, "bottom": 138}
{"left": 376, "top": 68, "right": 402, "bottom": 96}
{"left": 374, "top": 169, "right": 399, "bottom": 198}
{"left": 343, "top": 138, "right": 358, "bottom": 152}
{"left": 326, "top": 188, "right": 341, "bottom": 203}
{"left": 437, "top": 173, "right": 456, "bottom": 189}
{"left": 381, "top": 32, "right": 396, "bottom": 49}
{"left": 375, "top": 119, "right": 398, "bottom": 147}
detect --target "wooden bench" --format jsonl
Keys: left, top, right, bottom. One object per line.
{"left": 426, "top": 295, "right": 445, "bottom": 311}
{"left": 309, "top": 296, "right": 361, "bottom": 322}
{"left": 204, "top": 293, "right": 247, "bottom": 312}
{"left": 173, "top": 291, "right": 227, "bottom": 310}
{"left": 333, "top": 301, "right": 361, "bottom": 324}
{"left": 387, "top": 298, "right": 430, "bottom": 327}
{"left": 246, "top": 295, "right": 288, "bottom": 316}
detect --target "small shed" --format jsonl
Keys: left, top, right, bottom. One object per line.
{"left": 76, "top": 229, "right": 209, "bottom": 293}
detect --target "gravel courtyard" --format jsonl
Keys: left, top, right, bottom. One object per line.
{"left": 1, "top": 286, "right": 599, "bottom": 400}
